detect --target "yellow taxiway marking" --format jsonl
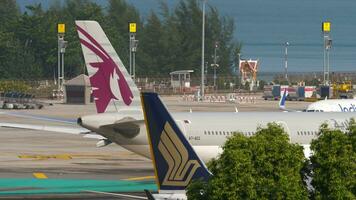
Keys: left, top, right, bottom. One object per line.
{"left": 17, "top": 153, "right": 126, "bottom": 160}
{"left": 124, "top": 176, "right": 155, "bottom": 181}
{"left": 18, "top": 154, "right": 72, "bottom": 160}
{"left": 33, "top": 173, "right": 48, "bottom": 179}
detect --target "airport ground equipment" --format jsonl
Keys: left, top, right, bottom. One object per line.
{"left": 1, "top": 91, "right": 43, "bottom": 110}
{"left": 264, "top": 85, "right": 315, "bottom": 101}
{"left": 332, "top": 81, "right": 353, "bottom": 99}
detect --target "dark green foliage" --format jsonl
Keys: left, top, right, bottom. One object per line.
{"left": 0, "top": 80, "right": 30, "bottom": 92}
{"left": 187, "top": 123, "right": 308, "bottom": 199}
{"left": 1, "top": 0, "right": 104, "bottom": 79}
{"left": 310, "top": 120, "right": 356, "bottom": 199}
{"left": 258, "top": 80, "right": 267, "bottom": 90}
{"left": 0, "top": 0, "right": 240, "bottom": 80}
{"left": 0, "top": 0, "right": 19, "bottom": 31}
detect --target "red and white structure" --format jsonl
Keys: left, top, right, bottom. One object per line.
{"left": 239, "top": 59, "right": 259, "bottom": 90}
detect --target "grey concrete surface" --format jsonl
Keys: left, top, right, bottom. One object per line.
{"left": 0, "top": 95, "right": 310, "bottom": 199}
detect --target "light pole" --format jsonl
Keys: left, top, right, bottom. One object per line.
{"left": 132, "top": 39, "right": 138, "bottom": 80}
{"left": 201, "top": 0, "right": 207, "bottom": 100}
{"left": 205, "top": 61, "right": 208, "bottom": 86}
{"left": 211, "top": 42, "right": 219, "bottom": 91}
{"left": 57, "top": 24, "right": 67, "bottom": 95}
{"left": 284, "top": 41, "right": 289, "bottom": 82}
{"left": 322, "top": 21, "right": 331, "bottom": 86}
{"left": 324, "top": 37, "right": 332, "bottom": 85}
{"left": 129, "top": 23, "right": 138, "bottom": 81}
{"left": 237, "top": 53, "right": 241, "bottom": 90}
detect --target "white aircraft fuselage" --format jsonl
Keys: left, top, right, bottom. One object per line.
{"left": 307, "top": 99, "right": 356, "bottom": 112}
{"left": 79, "top": 111, "right": 356, "bottom": 162}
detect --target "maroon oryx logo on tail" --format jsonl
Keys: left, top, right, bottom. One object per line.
{"left": 77, "top": 25, "right": 133, "bottom": 113}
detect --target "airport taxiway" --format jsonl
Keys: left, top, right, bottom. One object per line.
{"left": 0, "top": 95, "right": 309, "bottom": 199}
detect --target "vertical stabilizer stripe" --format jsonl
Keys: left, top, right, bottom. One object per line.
{"left": 140, "top": 93, "right": 161, "bottom": 190}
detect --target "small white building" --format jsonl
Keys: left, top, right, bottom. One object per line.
{"left": 170, "top": 70, "right": 194, "bottom": 92}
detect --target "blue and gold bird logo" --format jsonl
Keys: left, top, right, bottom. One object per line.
{"left": 158, "top": 122, "right": 201, "bottom": 186}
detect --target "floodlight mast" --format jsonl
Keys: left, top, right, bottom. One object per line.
{"left": 129, "top": 23, "right": 138, "bottom": 81}
{"left": 201, "top": 0, "right": 207, "bottom": 100}
{"left": 211, "top": 42, "right": 219, "bottom": 91}
{"left": 57, "top": 24, "right": 67, "bottom": 97}
{"left": 284, "top": 41, "right": 289, "bottom": 82}
{"left": 322, "top": 21, "right": 332, "bottom": 86}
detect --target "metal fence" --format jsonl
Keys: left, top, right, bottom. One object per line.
{"left": 1, "top": 72, "right": 355, "bottom": 98}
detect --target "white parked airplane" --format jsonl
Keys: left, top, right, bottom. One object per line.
{"left": 1, "top": 21, "right": 355, "bottom": 162}
{"left": 279, "top": 88, "right": 356, "bottom": 112}
{"left": 306, "top": 99, "right": 356, "bottom": 112}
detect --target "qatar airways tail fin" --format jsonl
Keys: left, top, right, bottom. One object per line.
{"left": 141, "top": 92, "right": 211, "bottom": 198}
{"left": 75, "top": 20, "right": 140, "bottom": 113}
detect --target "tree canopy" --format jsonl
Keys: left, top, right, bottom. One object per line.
{"left": 309, "top": 119, "right": 356, "bottom": 199}
{"left": 187, "top": 119, "right": 356, "bottom": 199}
{"left": 0, "top": 0, "right": 241, "bottom": 80}
{"left": 187, "top": 123, "right": 308, "bottom": 199}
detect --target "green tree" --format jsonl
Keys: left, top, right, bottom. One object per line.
{"left": 258, "top": 80, "right": 267, "bottom": 91}
{"left": 310, "top": 119, "right": 356, "bottom": 199}
{"left": 0, "top": 0, "right": 21, "bottom": 79}
{"left": 136, "top": 0, "right": 240, "bottom": 76}
{"left": 15, "top": 4, "right": 50, "bottom": 78}
{"left": 0, "top": 0, "right": 19, "bottom": 31}
{"left": 1, "top": 0, "right": 241, "bottom": 80}
{"left": 105, "top": 0, "right": 141, "bottom": 72}
{"left": 305, "top": 78, "right": 321, "bottom": 87}
{"left": 137, "top": 11, "right": 165, "bottom": 75}
{"left": 61, "top": 0, "right": 106, "bottom": 77}
{"left": 187, "top": 123, "right": 308, "bottom": 199}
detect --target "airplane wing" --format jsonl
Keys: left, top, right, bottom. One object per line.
{"left": 0, "top": 112, "right": 107, "bottom": 142}
{"left": 0, "top": 111, "right": 77, "bottom": 124}
{"left": 0, "top": 122, "right": 90, "bottom": 134}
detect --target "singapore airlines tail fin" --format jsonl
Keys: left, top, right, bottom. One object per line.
{"left": 141, "top": 92, "right": 211, "bottom": 199}
{"left": 75, "top": 20, "right": 140, "bottom": 113}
